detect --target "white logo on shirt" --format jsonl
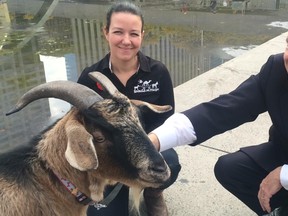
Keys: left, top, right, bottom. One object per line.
{"left": 134, "top": 79, "right": 159, "bottom": 93}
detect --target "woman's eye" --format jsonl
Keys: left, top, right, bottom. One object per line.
{"left": 113, "top": 31, "right": 122, "bottom": 35}
{"left": 131, "top": 33, "right": 139, "bottom": 37}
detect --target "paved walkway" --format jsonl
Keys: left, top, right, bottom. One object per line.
{"left": 162, "top": 31, "right": 288, "bottom": 216}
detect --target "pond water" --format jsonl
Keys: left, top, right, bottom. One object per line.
{"left": 1, "top": 0, "right": 287, "bottom": 152}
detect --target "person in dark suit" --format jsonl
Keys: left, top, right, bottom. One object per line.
{"left": 149, "top": 36, "right": 288, "bottom": 215}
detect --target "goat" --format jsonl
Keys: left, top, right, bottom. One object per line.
{"left": 0, "top": 72, "right": 171, "bottom": 216}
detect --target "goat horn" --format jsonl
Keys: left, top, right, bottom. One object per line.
{"left": 88, "top": 72, "right": 118, "bottom": 96}
{"left": 6, "top": 81, "right": 103, "bottom": 116}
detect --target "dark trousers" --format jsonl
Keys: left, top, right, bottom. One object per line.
{"left": 214, "top": 144, "right": 288, "bottom": 215}
{"left": 87, "top": 148, "right": 181, "bottom": 216}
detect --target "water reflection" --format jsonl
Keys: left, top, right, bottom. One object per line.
{"left": 0, "top": 0, "right": 287, "bottom": 152}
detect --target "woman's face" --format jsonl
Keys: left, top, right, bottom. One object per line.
{"left": 104, "top": 12, "right": 144, "bottom": 62}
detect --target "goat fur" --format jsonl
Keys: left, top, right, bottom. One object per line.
{"left": 0, "top": 74, "right": 171, "bottom": 216}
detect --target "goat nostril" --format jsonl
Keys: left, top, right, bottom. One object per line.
{"left": 149, "top": 163, "right": 166, "bottom": 173}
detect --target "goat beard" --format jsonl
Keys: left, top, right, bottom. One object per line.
{"left": 87, "top": 177, "right": 143, "bottom": 213}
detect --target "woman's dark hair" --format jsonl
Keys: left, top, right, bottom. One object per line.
{"left": 105, "top": 1, "right": 144, "bottom": 32}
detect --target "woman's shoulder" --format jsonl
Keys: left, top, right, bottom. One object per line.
{"left": 78, "top": 55, "right": 109, "bottom": 85}
{"left": 138, "top": 52, "right": 168, "bottom": 72}
{"left": 139, "top": 52, "right": 165, "bottom": 65}
{"left": 83, "top": 55, "right": 110, "bottom": 73}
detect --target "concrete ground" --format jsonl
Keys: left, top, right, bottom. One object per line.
{"left": 160, "top": 31, "right": 288, "bottom": 216}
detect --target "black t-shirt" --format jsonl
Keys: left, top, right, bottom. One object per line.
{"left": 77, "top": 51, "right": 175, "bottom": 133}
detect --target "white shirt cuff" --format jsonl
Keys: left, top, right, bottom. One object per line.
{"left": 280, "top": 164, "right": 288, "bottom": 190}
{"left": 151, "top": 113, "right": 197, "bottom": 152}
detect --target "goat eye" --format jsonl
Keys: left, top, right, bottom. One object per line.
{"left": 92, "top": 131, "right": 106, "bottom": 143}
{"left": 94, "top": 136, "right": 105, "bottom": 143}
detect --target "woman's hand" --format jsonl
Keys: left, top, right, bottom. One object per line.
{"left": 148, "top": 133, "right": 160, "bottom": 151}
{"left": 258, "top": 166, "right": 282, "bottom": 213}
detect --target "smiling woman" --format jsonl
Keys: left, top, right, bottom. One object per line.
{"left": 77, "top": 2, "right": 181, "bottom": 216}
{"left": 103, "top": 11, "right": 143, "bottom": 86}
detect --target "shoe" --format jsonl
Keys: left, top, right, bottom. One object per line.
{"left": 143, "top": 188, "right": 168, "bottom": 216}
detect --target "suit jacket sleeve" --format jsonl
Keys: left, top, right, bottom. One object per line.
{"left": 182, "top": 55, "right": 278, "bottom": 145}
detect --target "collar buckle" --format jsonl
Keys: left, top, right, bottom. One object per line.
{"left": 91, "top": 203, "right": 107, "bottom": 210}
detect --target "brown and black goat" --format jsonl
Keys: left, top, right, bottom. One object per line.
{"left": 0, "top": 72, "right": 171, "bottom": 216}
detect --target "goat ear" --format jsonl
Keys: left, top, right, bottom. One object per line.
{"left": 130, "top": 99, "right": 172, "bottom": 113}
{"left": 64, "top": 120, "right": 98, "bottom": 171}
